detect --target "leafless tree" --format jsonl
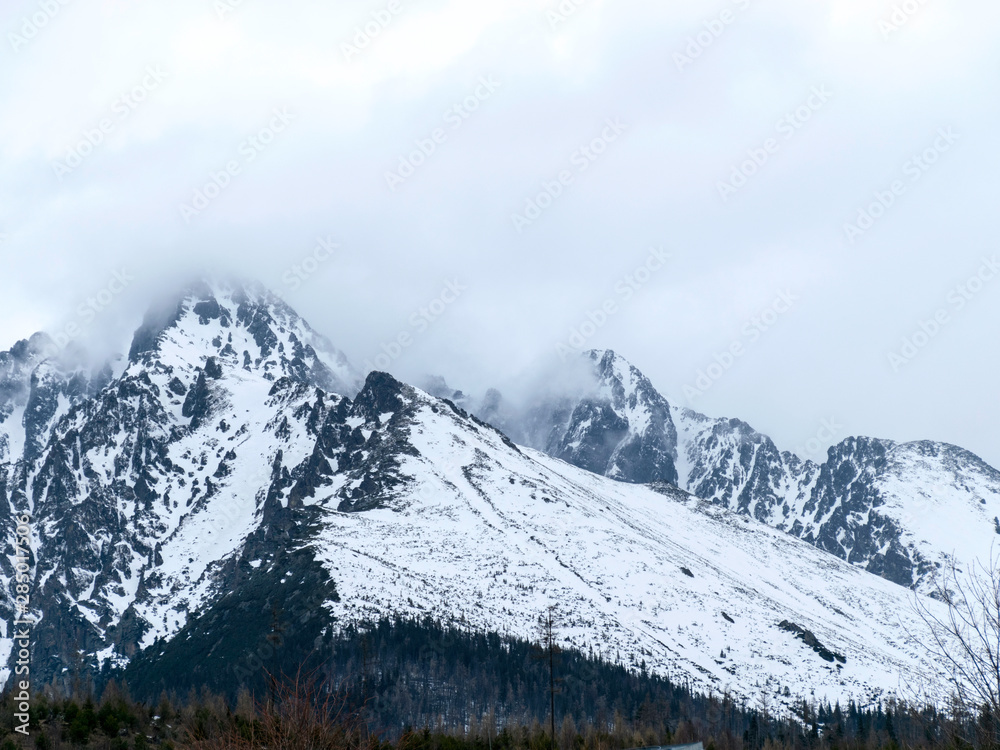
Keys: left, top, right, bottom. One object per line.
{"left": 913, "top": 552, "right": 1000, "bottom": 747}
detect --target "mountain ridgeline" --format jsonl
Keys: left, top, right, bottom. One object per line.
{"left": 0, "top": 278, "right": 989, "bottom": 712}
{"left": 470, "top": 349, "right": 1000, "bottom": 592}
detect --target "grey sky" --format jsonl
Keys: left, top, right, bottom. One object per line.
{"left": 1, "top": 0, "right": 999, "bottom": 467}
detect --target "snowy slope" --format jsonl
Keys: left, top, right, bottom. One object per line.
{"left": 308, "top": 389, "right": 951, "bottom": 709}
{"left": 872, "top": 441, "right": 1000, "bottom": 581}
{"left": 476, "top": 350, "right": 1000, "bottom": 592}
{"left": 672, "top": 405, "right": 1000, "bottom": 592}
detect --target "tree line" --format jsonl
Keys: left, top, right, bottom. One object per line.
{"left": 0, "top": 612, "right": 992, "bottom": 749}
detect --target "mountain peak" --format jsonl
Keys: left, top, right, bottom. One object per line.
{"left": 354, "top": 370, "right": 410, "bottom": 419}
{"left": 126, "top": 276, "right": 362, "bottom": 396}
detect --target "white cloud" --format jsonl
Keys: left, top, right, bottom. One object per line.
{"left": 1, "top": 0, "right": 998, "bottom": 467}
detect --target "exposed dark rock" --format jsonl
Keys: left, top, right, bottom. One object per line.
{"left": 778, "top": 620, "right": 846, "bottom": 664}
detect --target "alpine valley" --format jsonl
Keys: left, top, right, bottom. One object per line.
{"left": 0, "top": 279, "right": 992, "bottom": 712}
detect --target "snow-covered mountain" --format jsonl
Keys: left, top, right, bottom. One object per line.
{"left": 476, "top": 349, "right": 1000, "bottom": 592}
{"left": 0, "top": 282, "right": 965, "bottom": 709}
{"left": 0, "top": 280, "right": 364, "bottom": 679}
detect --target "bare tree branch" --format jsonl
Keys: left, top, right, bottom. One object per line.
{"left": 912, "top": 549, "right": 1000, "bottom": 748}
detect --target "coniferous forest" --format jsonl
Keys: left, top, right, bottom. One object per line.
{"left": 0, "top": 616, "right": 989, "bottom": 750}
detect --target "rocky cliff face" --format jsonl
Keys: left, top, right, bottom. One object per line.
{"left": 0, "top": 333, "right": 102, "bottom": 464}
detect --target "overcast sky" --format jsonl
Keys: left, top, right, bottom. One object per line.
{"left": 1, "top": 0, "right": 999, "bottom": 466}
